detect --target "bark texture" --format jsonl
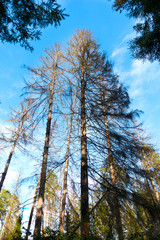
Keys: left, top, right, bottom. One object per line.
{"left": 81, "top": 67, "right": 89, "bottom": 236}
{"left": 44, "top": 194, "right": 50, "bottom": 232}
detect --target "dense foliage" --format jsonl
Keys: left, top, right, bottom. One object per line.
{"left": 0, "top": 0, "right": 67, "bottom": 50}
{"left": 113, "top": 0, "right": 160, "bottom": 61}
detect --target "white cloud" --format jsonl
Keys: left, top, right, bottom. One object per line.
{"left": 111, "top": 42, "right": 160, "bottom": 98}
{"left": 111, "top": 47, "right": 127, "bottom": 58}
{"left": 130, "top": 60, "right": 152, "bottom": 78}
{"left": 130, "top": 88, "right": 143, "bottom": 98}
{"left": 111, "top": 34, "right": 160, "bottom": 147}
{"left": 3, "top": 169, "right": 18, "bottom": 190}
{"left": 127, "top": 60, "right": 160, "bottom": 97}
{"left": 120, "top": 32, "right": 136, "bottom": 45}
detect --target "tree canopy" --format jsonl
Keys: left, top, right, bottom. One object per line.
{"left": 113, "top": 0, "right": 160, "bottom": 62}
{"left": 1, "top": 29, "right": 160, "bottom": 240}
{"left": 0, "top": 0, "right": 67, "bottom": 50}
{"left": 0, "top": 189, "right": 12, "bottom": 226}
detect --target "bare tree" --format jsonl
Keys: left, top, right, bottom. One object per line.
{"left": 66, "top": 29, "right": 101, "bottom": 236}
{"left": 33, "top": 46, "right": 63, "bottom": 235}
{"left": 23, "top": 44, "right": 64, "bottom": 236}
{"left": 0, "top": 98, "right": 33, "bottom": 192}
{"left": 59, "top": 88, "right": 77, "bottom": 234}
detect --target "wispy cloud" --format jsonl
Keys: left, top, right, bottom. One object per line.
{"left": 111, "top": 47, "right": 127, "bottom": 58}
{"left": 127, "top": 60, "right": 160, "bottom": 97}
{"left": 111, "top": 34, "right": 160, "bottom": 145}
{"left": 3, "top": 169, "right": 18, "bottom": 190}
{"left": 111, "top": 42, "right": 160, "bottom": 97}
{"left": 120, "top": 32, "right": 136, "bottom": 45}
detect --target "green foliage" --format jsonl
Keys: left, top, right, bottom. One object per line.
{"left": 44, "top": 169, "right": 61, "bottom": 230}
{"left": 128, "top": 228, "right": 160, "bottom": 240}
{"left": 0, "top": 189, "right": 21, "bottom": 240}
{"left": 113, "top": 0, "right": 160, "bottom": 61}
{"left": 45, "top": 169, "right": 59, "bottom": 196}
{"left": 3, "top": 214, "right": 23, "bottom": 240}
{"left": 33, "top": 229, "right": 65, "bottom": 240}
{"left": 142, "top": 146, "right": 160, "bottom": 182}
{"left": 90, "top": 198, "right": 113, "bottom": 239}
{"left": 12, "top": 215, "right": 22, "bottom": 239}
{"left": 65, "top": 190, "right": 80, "bottom": 236}
{"left": 32, "top": 228, "right": 102, "bottom": 240}
{"left": 0, "top": 189, "right": 12, "bottom": 224}
{"left": 81, "top": 235, "right": 102, "bottom": 240}
{"left": 0, "top": 0, "right": 67, "bottom": 50}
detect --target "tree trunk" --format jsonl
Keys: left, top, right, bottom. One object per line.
{"left": 59, "top": 90, "right": 76, "bottom": 234}
{"left": 44, "top": 194, "right": 49, "bottom": 232}
{"left": 100, "top": 81, "right": 124, "bottom": 240}
{"left": 33, "top": 53, "right": 58, "bottom": 236}
{"left": 149, "top": 175, "right": 160, "bottom": 203}
{"left": 42, "top": 206, "right": 44, "bottom": 232}
{"left": 81, "top": 67, "right": 89, "bottom": 237}
{"left": 25, "top": 176, "right": 40, "bottom": 240}
{"left": 0, "top": 115, "right": 25, "bottom": 192}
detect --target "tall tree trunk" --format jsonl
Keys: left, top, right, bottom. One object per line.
{"left": 59, "top": 90, "right": 76, "bottom": 234}
{"left": 0, "top": 115, "right": 25, "bottom": 192}
{"left": 100, "top": 81, "right": 124, "bottom": 240}
{"left": 147, "top": 168, "right": 160, "bottom": 203}
{"left": 42, "top": 207, "right": 44, "bottom": 232}
{"left": 25, "top": 176, "right": 40, "bottom": 240}
{"left": 33, "top": 54, "right": 58, "bottom": 236}
{"left": 146, "top": 167, "right": 159, "bottom": 204}
{"left": 44, "top": 194, "right": 49, "bottom": 232}
{"left": 81, "top": 67, "right": 89, "bottom": 237}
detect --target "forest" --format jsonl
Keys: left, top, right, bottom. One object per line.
{"left": 0, "top": 0, "right": 160, "bottom": 240}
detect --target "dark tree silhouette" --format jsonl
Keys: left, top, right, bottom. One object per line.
{"left": 0, "top": 0, "right": 67, "bottom": 50}
{"left": 113, "top": 0, "right": 160, "bottom": 61}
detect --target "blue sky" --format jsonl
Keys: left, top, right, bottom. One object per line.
{"left": 0, "top": 0, "right": 160, "bottom": 225}
{"left": 0, "top": 0, "right": 159, "bottom": 144}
